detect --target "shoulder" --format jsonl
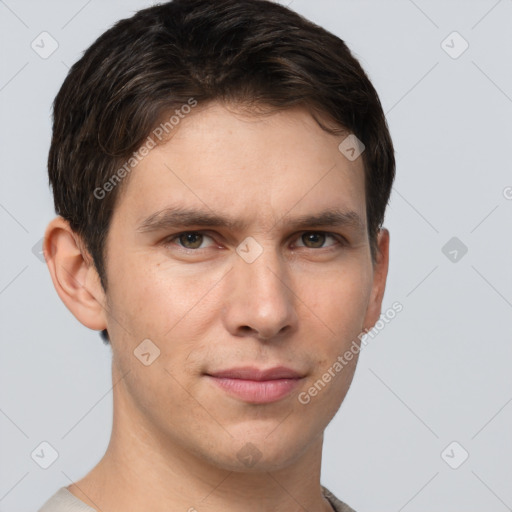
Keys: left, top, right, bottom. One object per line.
{"left": 38, "top": 487, "right": 97, "bottom": 512}
{"left": 40, "top": 485, "right": 353, "bottom": 512}
{"left": 322, "top": 485, "right": 358, "bottom": 512}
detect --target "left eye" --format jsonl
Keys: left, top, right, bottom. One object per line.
{"left": 295, "top": 232, "right": 338, "bottom": 249}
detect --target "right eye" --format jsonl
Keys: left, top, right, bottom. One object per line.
{"left": 163, "top": 231, "right": 216, "bottom": 250}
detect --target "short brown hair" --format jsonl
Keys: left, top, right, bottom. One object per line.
{"left": 48, "top": 0, "right": 395, "bottom": 342}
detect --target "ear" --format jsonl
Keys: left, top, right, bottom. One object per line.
{"left": 44, "top": 216, "right": 107, "bottom": 331}
{"left": 362, "top": 228, "right": 390, "bottom": 332}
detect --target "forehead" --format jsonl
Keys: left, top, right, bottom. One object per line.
{"left": 113, "top": 102, "right": 367, "bottom": 230}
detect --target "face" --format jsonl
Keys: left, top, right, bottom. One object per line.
{"left": 98, "top": 102, "right": 388, "bottom": 471}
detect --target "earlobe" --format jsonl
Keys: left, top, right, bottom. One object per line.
{"left": 362, "top": 228, "right": 390, "bottom": 332}
{"left": 44, "top": 217, "right": 108, "bottom": 332}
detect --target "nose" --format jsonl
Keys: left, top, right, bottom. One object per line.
{"left": 222, "top": 244, "right": 298, "bottom": 341}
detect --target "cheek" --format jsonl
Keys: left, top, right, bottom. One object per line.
{"left": 108, "top": 253, "right": 218, "bottom": 340}
{"left": 297, "top": 262, "right": 372, "bottom": 405}
{"left": 303, "top": 274, "right": 368, "bottom": 411}
{"left": 303, "top": 262, "right": 373, "bottom": 342}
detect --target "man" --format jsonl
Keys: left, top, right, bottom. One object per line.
{"left": 39, "top": 0, "right": 395, "bottom": 510}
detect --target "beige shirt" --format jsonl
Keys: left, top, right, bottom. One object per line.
{"left": 38, "top": 485, "right": 356, "bottom": 512}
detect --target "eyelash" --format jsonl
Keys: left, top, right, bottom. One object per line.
{"left": 162, "top": 230, "right": 346, "bottom": 252}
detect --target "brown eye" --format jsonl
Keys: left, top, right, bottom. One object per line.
{"left": 163, "top": 231, "right": 217, "bottom": 252}
{"left": 301, "top": 232, "right": 327, "bottom": 248}
{"left": 178, "top": 232, "right": 204, "bottom": 249}
{"left": 295, "top": 232, "right": 340, "bottom": 249}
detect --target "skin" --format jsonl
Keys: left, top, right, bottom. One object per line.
{"left": 44, "top": 102, "right": 389, "bottom": 512}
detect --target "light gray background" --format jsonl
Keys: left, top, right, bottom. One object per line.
{"left": 1, "top": 0, "right": 511, "bottom": 511}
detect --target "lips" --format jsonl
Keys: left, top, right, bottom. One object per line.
{"left": 205, "top": 366, "right": 304, "bottom": 404}
{"left": 207, "top": 366, "right": 303, "bottom": 381}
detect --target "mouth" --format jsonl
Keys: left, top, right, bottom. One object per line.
{"left": 205, "top": 366, "right": 305, "bottom": 404}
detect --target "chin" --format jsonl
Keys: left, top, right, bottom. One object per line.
{"left": 197, "top": 429, "right": 317, "bottom": 473}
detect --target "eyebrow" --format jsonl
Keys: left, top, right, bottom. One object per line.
{"left": 136, "top": 206, "right": 366, "bottom": 234}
